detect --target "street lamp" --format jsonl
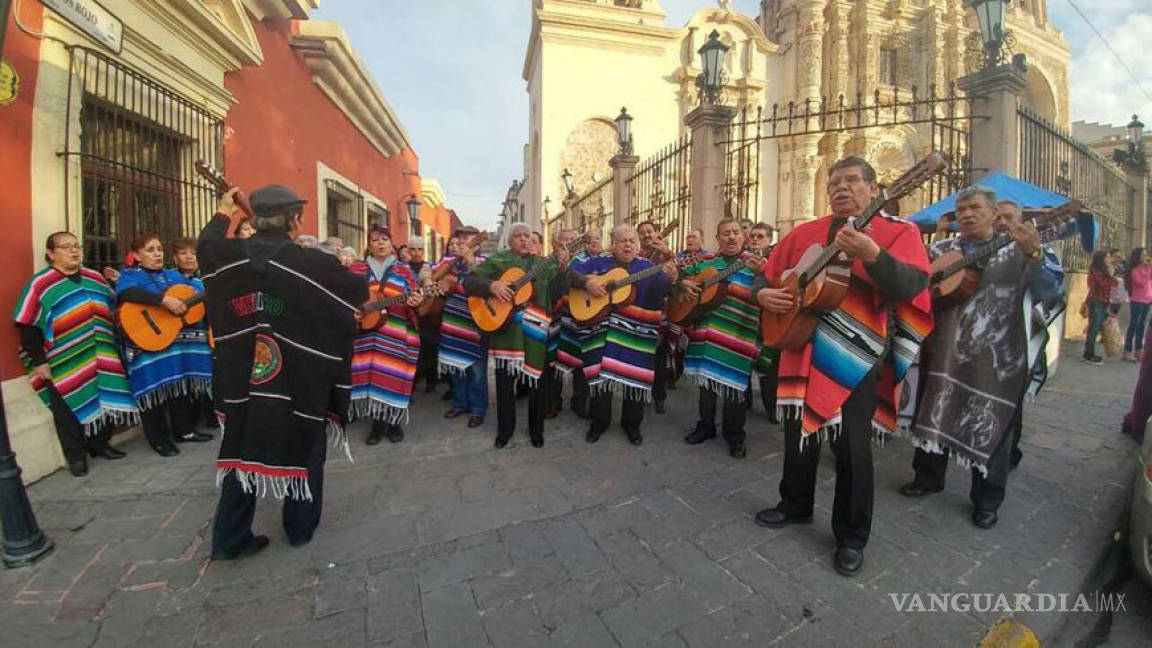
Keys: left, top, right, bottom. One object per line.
{"left": 696, "top": 30, "right": 730, "bottom": 105}
{"left": 561, "top": 168, "right": 575, "bottom": 198}
{"left": 969, "top": 0, "right": 1010, "bottom": 68}
{"left": 615, "top": 107, "right": 633, "bottom": 156}
{"left": 1113, "top": 114, "right": 1147, "bottom": 172}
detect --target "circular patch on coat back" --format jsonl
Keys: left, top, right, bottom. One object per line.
{"left": 250, "top": 334, "right": 283, "bottom": 385}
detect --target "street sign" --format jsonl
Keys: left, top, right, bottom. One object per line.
{"left": 42, "top": 0, "right": 123, "bottom": 54}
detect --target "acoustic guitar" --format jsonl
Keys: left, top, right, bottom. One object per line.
{"left": 468, "top": 234, "right": 588, "bottom": 333}
{"left": 416, "top": 232, "right": 488, "bottom": 318}
{"left": 359, "top": 283, "right": 444, "bottom": 331}
{"left": 759, "top": 151, "right": 950, "bottom": 350}
{"left": 666, "top": 252, "right": 765, "bottom": 325}
{"left": 566, "top": 260, "right": 678, "bottom": 324}
{"left": 194, "top": 160, "right": 257, "bottom": 231}
{"left": 930, "top": 199, "right": 1084, "bottom": 307}
{"left": 118, "top": 285, "right": 207, "bottom": 352}
{"left": 640, "top": 221, "right": 680, "bottom": 264}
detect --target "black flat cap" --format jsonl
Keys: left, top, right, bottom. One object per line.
{"left": 249, "top": 184, "right": 307, "bottom": 216}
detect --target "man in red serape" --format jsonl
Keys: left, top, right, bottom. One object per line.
{"left": 752, "top": 156, "right": 933, "bottom": 577}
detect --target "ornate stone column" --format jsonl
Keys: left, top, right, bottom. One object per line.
{"left": 609, "top": 153, "right": 639, "bottom": 227}
{"left": 686, "top": 103, "right": 737, "bottom": 239}
{"left": 957, "top": 64, "right": 1028, "bottom": 180}
{"left": 783, "top": 134, "right": 823, "bottom": 232}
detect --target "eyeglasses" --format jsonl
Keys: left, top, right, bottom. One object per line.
{"left": 53, "top": 243, "right": 81, "bottom": 251}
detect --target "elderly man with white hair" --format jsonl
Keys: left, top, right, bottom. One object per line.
{"left": 568, "top": 225, "right": 678, "bottom": 445}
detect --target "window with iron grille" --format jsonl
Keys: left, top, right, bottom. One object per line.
{"left": 879, "top": 48, "right": 898, "bottom": 86}
{"left": 325, "top": 180, "right": 366, "bottom": 252}
{"left": 367, "top": 203, "right": 389, "bottom": 231}
{"left": 65, "top": 47, "right": 224, "bottom": 271}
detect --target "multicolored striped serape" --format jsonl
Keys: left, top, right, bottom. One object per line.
{"left": 13, "top": 267, "right": 138, "bottom": 433}
{"left": 682, "top": 253, "right": 761, "bottom": 401}
{"left": 350, "top": 259, "right": 420, "bottom": 424}
{"left": 434, "top": 255, "right": 487, "bottom": 376}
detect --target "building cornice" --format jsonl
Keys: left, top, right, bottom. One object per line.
{"left": 242, "top": 0, "right": 318, "bottom": 21}
{"left": 421, "top": 179, "right": 446, "bottom": 208}
{"left": 290, "top": 19, "right": 412, "bottom": 157}
{"left": 132, "top": 0, "right": 264, "bottom": 70}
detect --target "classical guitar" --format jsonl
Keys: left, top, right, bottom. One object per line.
{"left": 566, "top": 259, "right": 680, "bottom": 324}
{"left": 468, "top": 234, "right": 588, "bottom": 333}
{"left": 930, "top": 199, "right": 1083, "bottom": 307}
{"left": 359, "top": 283, "right": 444, "bottom": 331}
{"left": 416, "top": 232, "right": 489, "bottom": 318}
{"left": 760, "top": 151, "right": 950, "bottom": 350}
{"left": 666, "top": 251, "right": 765, "bottom": 325}
{"left": 194, "top": 160, "right": 257, "bottom": 232}
{"left": 118, "top": 285, "right": 207, "bottom": 352}
{"left": 641, "top": 221, "right": 680, "bottom": 264}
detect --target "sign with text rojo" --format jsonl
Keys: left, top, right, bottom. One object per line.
{"left": 42, "top": 0, "right": 124, "bottom": 54}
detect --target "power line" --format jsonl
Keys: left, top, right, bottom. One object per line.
{"left": 1064, "top": 0, "right": 1152, "bottom": 106}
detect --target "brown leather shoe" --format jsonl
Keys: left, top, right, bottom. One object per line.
{"left": 444, "top": 408, "right": 466, "bottom": 419}
{"left": 467, "top": 415, "right": 484, "bottom": 428}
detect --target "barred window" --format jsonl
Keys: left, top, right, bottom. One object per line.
{"left": 325, "top": 180, "right": 365, "bottom": 252}
{"left": 879, "top": 48, "right": 898, "bottom": 86}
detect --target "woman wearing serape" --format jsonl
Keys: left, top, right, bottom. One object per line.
{"left": 116, "top": 234, "right": 214, "bottom": 457}
{"left": 680, "top": 218, "right": 762, "bottom": 460}
{"left": 572, "top": 225, "right": 677, "bottom": 446}
{"left": 349, "top": 226, "right": 424, "bottom": 445}
{"left": 463, "top": 223, "right": 574, "bottom": 448}
{"left": 436, "top": 231, "right": 488, "bottom": 428}
{"left": 753, "top": 156, "right": 933, "bottom": 577}
{"left": 200, "top": 185, "right": 367, "bottom": 560}
{"left": 13, "top": 232, "right": 135, "bottom": 476}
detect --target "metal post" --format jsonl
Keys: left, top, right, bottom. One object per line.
{"left": 0, "top": 381, "right": 55, "bottom": 568}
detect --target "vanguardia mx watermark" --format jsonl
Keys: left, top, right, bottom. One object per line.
{"left": 888, "top": 591, "right": 1127, "bottom": 613}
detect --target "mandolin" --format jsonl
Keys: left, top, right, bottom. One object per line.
{"left": 930, "top": 199, "right": 1084, "bottom": 307}
{"left": 760, "top": 151, "right": 950, "bottom": 349}
{"left": 118, "top": 284, "right": 207, "bottom": 352}
{"left": 194, "top": 160, "right": 257, "bottom": 234}
{"left": 566, "top": 260, "right": 678, "bottom": 324}
{"left": 666, "top": 251, "right": 765, "bottom": 325}
{"left": 416, "top": 232, "right": 488, "bottom": 318}
{"left": 468, "top": 234, "right": 588, "bottom": 333}
{"left": 359, "top": 283, "right": 444, "bottom": 331}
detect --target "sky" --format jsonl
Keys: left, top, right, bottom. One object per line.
{"left": 312, "top": 1, "right": 1152, "bottom": 231}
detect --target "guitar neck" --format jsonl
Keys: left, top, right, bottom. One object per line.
{"left": 703, "top": 255, "right": 758, "bottom": 288}
{"left": 510, "top": 236, "right": 586, "bottom": 290}
{"left": 800, "top": 192, "right": 889, "bottom": 282}
{"left": 936, "top": 222, "right": 1069, "bottom": 282}
{"left": 184, "top": 292, "right": 206, "bottom": 308}
{"left": 363, "top": 286, "right": 433, "bottom": 312}
{"left": 607, "top": 262, "right": 666, "bottom": 290}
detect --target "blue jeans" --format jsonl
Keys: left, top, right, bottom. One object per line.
{"left": 450, "top": 354, "right": 489, "bottom": 417}
{"left": 1084, "top": 300, "right": 1108, "bottom": 359}
{"left": 1126, "top": 302, "right": 1150, "bottom": 352}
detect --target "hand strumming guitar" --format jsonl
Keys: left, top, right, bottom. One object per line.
{"left": 490, "top": 280, "right": 514, "bottom": 302}
{"left": 585, "top": 277, "right": 609, "bottom": 299}
{"left": 660, "top": 261, "right": 678, "bottom": 280}
{"left": 756, "top": 287, "right": 794, "bottom": 314}
{"left": 679, "top": 279, "right": 702, "bottom": 299}
{"left": 406, "top": 292, "right": 425, "bottom": 308}
{"left": 162, "top": 296, "right": 188, "bottom": 316}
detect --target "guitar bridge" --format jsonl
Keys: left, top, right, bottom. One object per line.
{"left": 141, "top": 310, "right": 162, "bottom": 335}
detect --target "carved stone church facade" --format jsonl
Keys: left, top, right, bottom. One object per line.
{"left": 519, "top": 0, "right": 1069, "bottom": 233}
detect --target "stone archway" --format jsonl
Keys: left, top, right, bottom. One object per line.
{"left": 557, "top": 118, "right": 618, "bottom": 199}
{"left": 1024, "top": 66, "right": 1058, "bottom": 123}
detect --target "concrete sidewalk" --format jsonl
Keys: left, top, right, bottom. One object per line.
{"left": 0, "top": 341, "right": 1142, "bottom": 647}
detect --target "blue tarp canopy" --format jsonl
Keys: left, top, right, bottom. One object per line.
{"left": 908, "top": 171, "right": 1099, "bottom": 252}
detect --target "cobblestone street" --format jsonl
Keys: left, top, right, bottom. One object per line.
{"left": 0, "top": 342, "right": 1143, "bottom": 647}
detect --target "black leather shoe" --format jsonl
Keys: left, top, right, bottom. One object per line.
{"left": 626, "top": 431, "right": 643, "bottom": 446}
{"left": 653, "top": 401, "right": 666, "bottom": 414}
{"left": 530, "top": 436, "right": 544, "bottom": 448}
{"left": 366, "top": 429, "right": 385, "bottom": 446}
{"left": 68, "top": 459, "right": 89, "bottom": 477}
{"left": 467, "top": 415, "right": 484, "bottom": 428}
{"left": 754, "top": 507, "right": 813, "bottom": 528}
{"left": 572, "top": 403, "right": 589, "bottom": 419}
{"left": 972, "top": 510, "right": 998, "bottom": 529}
{"left": 444, "top": 408, "right": 466, "bottom": 419}
{"left": 899, "top": 482, "right": 944, "bottom": 498}
{"left": 585, "top": 429, "right": 602, "bottom": 444}
{"left": 494, "top": 435, "right": 512, "bottom": 449}
{"left": 153, "top": 444, "right": 180, "bottom": 457}
{"left": 386, "top": 426, "right": 404, "bottom": 443}
{"left": 89, "top": 444, "right": 126, "bottom": 460}
{"left": 288, "top": 535, "right": 312, "bottom": 548}
{"left": 684, "top": 429, "right": 717, "bottom": 445}
{"left": 211, "top": 535, "right": 270, "bottom": 561}
{"left": 729, "top": 443, "right": 747, "bottom": 459}
{"left": 442, "top": 389, "right": 454, "bottom": 401}
{"left": 834, "top": 547, "right": 864, "bottom": 577}
{"left": 175, "top": 431, "right": 214, "bottom": 443}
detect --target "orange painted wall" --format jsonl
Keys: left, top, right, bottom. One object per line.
{"left": 0, "top": 2, "right": 43, "bottom": 379}
{"left": 223, "top": 17, "right": 430, "bottom": 246}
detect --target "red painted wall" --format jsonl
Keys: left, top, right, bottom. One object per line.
{"left": 0, "top": 2, "right": 43, "bottom": 379}
{"left": 223, "top": 17, "right": 427, "bottom": 245}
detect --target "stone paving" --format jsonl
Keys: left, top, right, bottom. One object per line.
{"left": 0, "top": 341, "right": 1144, "bottom": 647}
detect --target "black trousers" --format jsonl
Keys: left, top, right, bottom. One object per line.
{"left": 778, "top": 373, "right": 877, "bottom": 550}
{"left": 212, "top": 436, "right": 327, "bottom": 554}
{"left": 550, "top": 367, "right": 588, "bottom": 413}
{"left": 745, "top": 372, "right": 778, "bottom": 415}
{"left": 589, "top": 391, "right": 644, "bottom": 435}
{"left": 695, "top": 387, "right": 746, "bottom": 446}
{"left": 910, "top": 414, "right": 1015, "bottom": 514}
{"left": 45, "top": 384, "right": 110, "bottom": 462}
{"left": 652, "top": 339, "right": 670, "bottom": 404}
{"left": 1007, "top": 396, "right": 1025, "bottom": 467}
{"left": 417, "top": 322, "right": 441, "bottom": 388}
{"left": 495, "top": 368, "right": 545, "bottom": 442}
{"left": 140, "top": 395, "right": 201, "bottom": 448}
